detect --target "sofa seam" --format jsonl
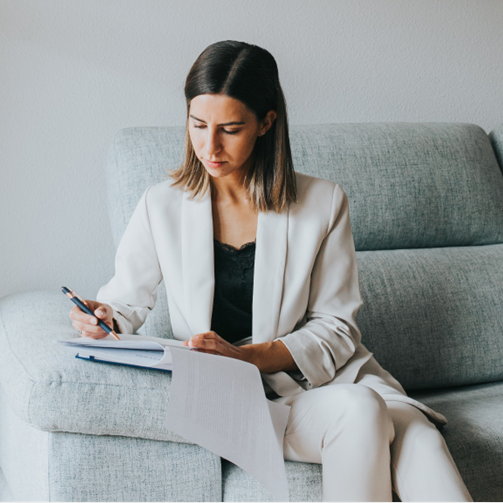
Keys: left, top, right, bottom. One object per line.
{"left": 34, "top": 379, "right": 170, "bottom": 391}
{"left": 35, "top": 426, "right": 197, "bottom": 446}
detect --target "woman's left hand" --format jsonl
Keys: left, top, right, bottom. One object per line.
{"left": 182, "top": 331, "right": 245, "bottom": 360}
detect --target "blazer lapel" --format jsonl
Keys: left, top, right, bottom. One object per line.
{"left": 181, "top": 187, "right": 215, "bottom": 336}
{"left": 252, "top": 206, "right": 289, "bottom": 345}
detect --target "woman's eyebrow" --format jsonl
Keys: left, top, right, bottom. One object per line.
{"left": 189, "top": 114, "right": 245, "bottom": 126}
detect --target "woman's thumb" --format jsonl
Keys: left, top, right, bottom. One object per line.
{"left": 95, "top": 306, "right": 109, "bottom": 319}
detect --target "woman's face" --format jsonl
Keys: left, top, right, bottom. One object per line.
{"left": 188, "top": 93, "right": 274, "bottom": 180}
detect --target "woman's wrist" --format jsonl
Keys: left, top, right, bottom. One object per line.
{"left": 239, "top": 340, "right": 299, "bottom": 374}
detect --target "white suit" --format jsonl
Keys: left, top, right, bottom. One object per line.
{"left": 97, "top": 172, "right": 472, "bottom": 501}
{"left": 97, "top": 172, "right": 444, "bottom": 426}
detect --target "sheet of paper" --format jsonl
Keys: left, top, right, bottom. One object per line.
{"left": 58, "top": 334, "right": 190, "bottom": 351}
{"left": 166, "top": 347, "right": 291, "bottom": 502}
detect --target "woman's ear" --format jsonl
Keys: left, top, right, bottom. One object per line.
{"left": 260, "top": 110, "right": 278, "bottom": 136}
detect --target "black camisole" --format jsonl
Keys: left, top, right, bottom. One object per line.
{"left": 210, "top": 238, "right": 256, "bottom": 344}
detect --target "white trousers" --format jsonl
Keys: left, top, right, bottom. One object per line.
{"left": 272, "top": 384, "right": 473, "bottom": 502}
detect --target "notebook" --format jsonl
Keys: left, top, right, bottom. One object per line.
{"left": 57, "top": 333, "right": 192, "bottom": 371}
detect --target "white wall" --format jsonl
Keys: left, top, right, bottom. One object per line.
{"left": 1, "top": 0, "right": 503, "bottom": 300}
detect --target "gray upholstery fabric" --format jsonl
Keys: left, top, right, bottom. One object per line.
{"left": 356, "top": 243, "right": 503, "bottom": 390}
{"left": 48, "top": 433, "right": 221, "bottom": 502}
{"left": 107, "top": 124, "right": 503, "bottom": 252}
{"left": 222, "top": 459, "right": 322, "bottom": 502}
{"left": 489, "top": 122, "right": 503, "bottom": 174}
{"left": 0, "top": 388, "right": 221, "bottom": 502}
{"left": 0, "top": 291, "right": 192, "bottom": 443}
{"left": 0, "top": 469, "right": 15, "bottom": 502}
{"left": 410, "top": 382, "right": 503, "bottom": 502}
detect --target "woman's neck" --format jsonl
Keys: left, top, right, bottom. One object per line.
{"left": 210, "top": 171, "right": 250, "bottom": 205}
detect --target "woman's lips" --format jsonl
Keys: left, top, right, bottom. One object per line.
{"left": 205, "top": 160, "right": 226, "bottom": 168}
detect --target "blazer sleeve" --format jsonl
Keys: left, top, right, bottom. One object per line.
{"left": 278, "top": 184, "right": 364, "bottom": 389}
{"left": 96, "top": 186, "right": 163, "bottom": 334}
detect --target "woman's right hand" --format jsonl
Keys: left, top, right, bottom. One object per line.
{"left": 69, "top": 300, "right": 114, "bottom": 339}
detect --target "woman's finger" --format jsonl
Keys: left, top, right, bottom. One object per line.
{"left": 73, "top": 320, "right": 107, "bottom": 336}
{"left": 190, "top": 336, "right": 219, "bottom": 350}
{"left": 81, "top": 330, "right": 108, "bottom": 340}
{"left": 93, "top": 302, "right": 112, "bottom": 318}
{"left": 69, "top": 302, "right": 112, "bottom": 326}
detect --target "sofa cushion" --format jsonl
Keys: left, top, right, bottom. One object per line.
{"left": 410, "top": 382, "right": 503, "bottom": 502}
{"left": 357, "top": 243, "right": 503, "bottom": 390}
{"left": 222, "top": 458, "right": 322, "bottom": 502}
{"left": 0, "top": 291, "right": 191, "bottom": 443}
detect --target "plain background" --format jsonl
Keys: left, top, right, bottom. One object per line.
{"left": 2, "top": 0, "right": 503, "bottom": 300}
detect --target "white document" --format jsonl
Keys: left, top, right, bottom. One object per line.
{"left": 166, "top": 347, "right": 291, "bottom": 502}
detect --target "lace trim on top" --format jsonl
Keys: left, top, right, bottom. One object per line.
{"left": 213, "top": 238, "right": 256, "bottom": 282}
{"left": 214, "top": 238, "right": 256, "bottom": 253}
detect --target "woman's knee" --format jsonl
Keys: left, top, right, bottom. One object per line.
{"left": 325, "top": 384, "right": 395, "bottom": 444}
{"left": 387, "top": 401, "right": 445, "bottom": 453}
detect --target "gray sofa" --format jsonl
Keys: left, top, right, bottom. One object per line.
{"left": 1, "top": 122, "right": 503, "bottom": 502}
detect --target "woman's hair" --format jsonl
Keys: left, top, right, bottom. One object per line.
{"left": 168, "top": 40, "right": 297, "bottom": 213}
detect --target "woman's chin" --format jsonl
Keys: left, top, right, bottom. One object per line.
{"left": 206, "top": 167, "right": 232, "bottom": 178}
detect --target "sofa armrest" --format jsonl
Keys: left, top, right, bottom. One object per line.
{"left": 489, "top": 122, "right": 503, "bottom": 174}
{"left": 0, "top": 291, "right": 193, "bottom": 445}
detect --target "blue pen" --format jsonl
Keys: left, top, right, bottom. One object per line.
{"left": 62, "top": 286, "right": 120, "bottom": 340}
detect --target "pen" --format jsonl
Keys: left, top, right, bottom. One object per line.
{"left": 62, "top": 286, "right": 121, "bottom": 341}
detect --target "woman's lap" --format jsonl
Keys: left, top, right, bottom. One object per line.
{"left": 272, "top": 384, "right": 472, "bottom": 501}
{"left": 272, "top": 383, "right": 395, "bottom": 464}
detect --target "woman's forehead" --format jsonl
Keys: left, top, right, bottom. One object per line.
{"left": 189, "top": 94, "right": 253, "bottom": 122}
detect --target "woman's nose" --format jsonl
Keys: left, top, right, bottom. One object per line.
{"left": 204, "top": 129, "right": 222, "bottom": 157}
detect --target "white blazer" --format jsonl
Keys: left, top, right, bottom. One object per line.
{"left": 96, "top": 172, "right": 447, "bottom": 427}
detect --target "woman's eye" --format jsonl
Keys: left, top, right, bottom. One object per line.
{"left": 193, "top": 125, "right": 239, "bottom": 135}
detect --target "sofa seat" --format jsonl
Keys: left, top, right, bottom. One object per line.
{"left": 409, "top": 382, "right": 503, "bottom": 502}
{"left": 222, "top": 459, "right": 322, "bottom": 502}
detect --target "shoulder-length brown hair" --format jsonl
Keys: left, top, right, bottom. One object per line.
{"left": 168, "top": 40, "right": 297, "bottom": 213}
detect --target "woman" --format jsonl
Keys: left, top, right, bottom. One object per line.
{"left": 69, "top": 40, "right": 472, "bottom": 502}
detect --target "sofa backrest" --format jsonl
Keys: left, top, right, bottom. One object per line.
{"left": 107, "top": 123, "right": 503, "bottom": 251}
{"left": 105, "top": 123, "right": 503, "bottom": 390}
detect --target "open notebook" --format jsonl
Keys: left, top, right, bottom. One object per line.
{"left": 57, "top": 333, "right": 192, "bottom": 371}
